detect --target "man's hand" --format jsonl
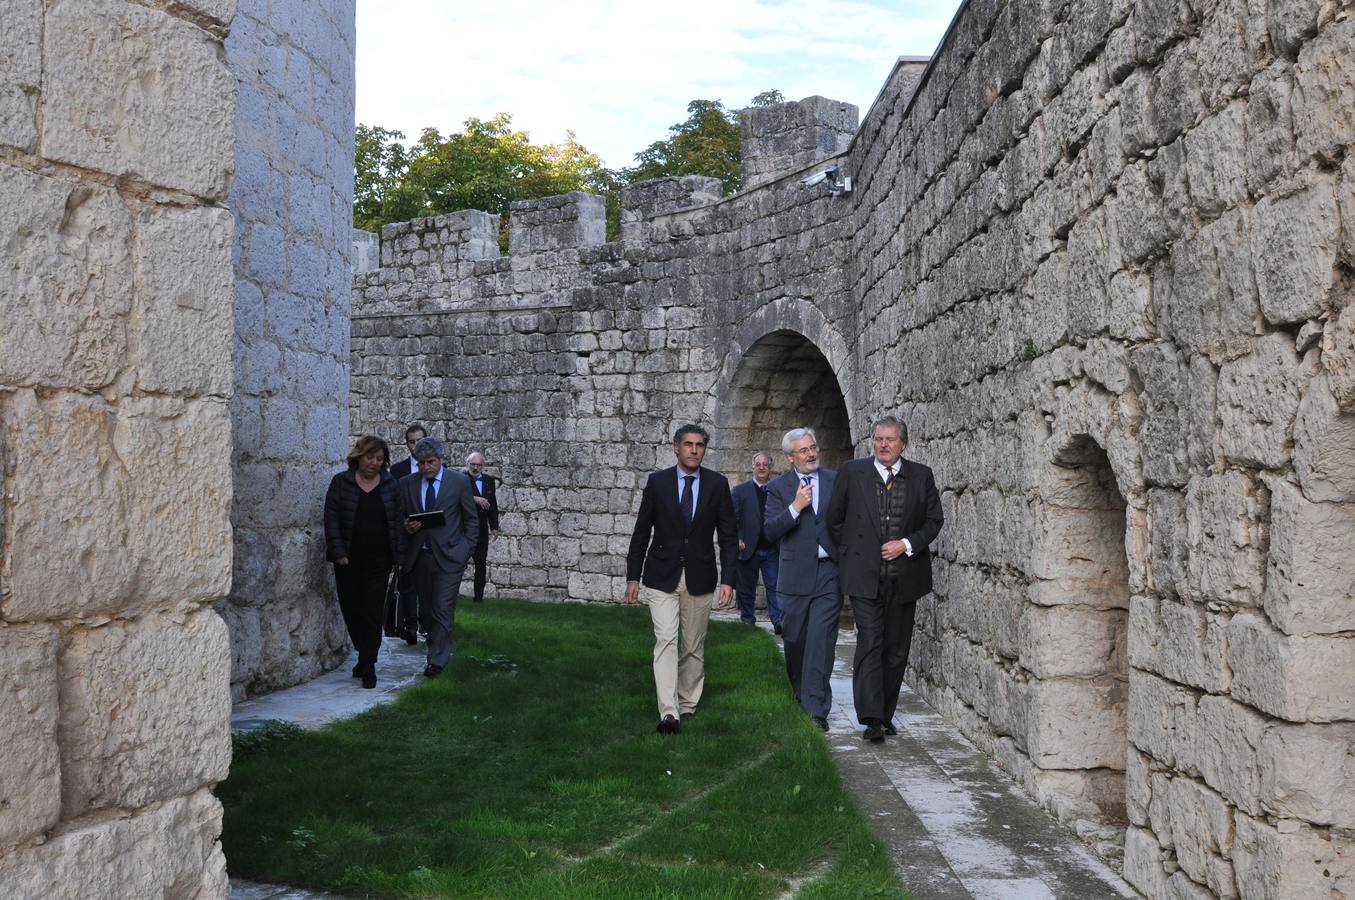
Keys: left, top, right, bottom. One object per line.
{"left": 490, "top": 530, "right": 500, "bottom": 542}
{"left": 474, "top": 496, "right": 490, "bottom": 510}
{"left": 624, "top": 581, "right": 640, "bottom": 604}
{"left": 717, "top": 584, "right": 734, "bottom": 608}
{"left": 404, "top": 519, "right": 422, "bottom": 534}
{"left": 791, "top": 481, "right": 813, "bottom": 513}
{"left": 881, "top": 540, "right": 908, "bottom": 561}
{"left": 738, "top": 539, "right": 746, "bottom": 552}
{"left": 336, "top": 556, "right": 349, "bottom": 566}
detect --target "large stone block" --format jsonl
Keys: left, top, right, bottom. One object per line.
{"left": 1264, "top": 475, "right": 1355, "bottom": 634}
{"left": 1293, "top": 373, "right": 1355, "bottom": 502}
{"left": 42, "top": 0, "right": 234, "bottom": 198}
{"left": 1184, "top": 471, "right": 1267, "bottom": 607}
{"left": 1123, "top": 823, "right": 1170, "bottom": 897}
{"left": 2, "top": 392, "right": 233, "bottom": 620}
{"left": 1216, "top": 332, "right": 1311, "bottom": 469}
{"left": 1018, "top": 604, "right": 1126, "bottom": 679}
{"left": 0, "top": 788, "right": 227, "bottom": 899}
{"left": 0, "top": 165, "right": 132, "bottom": 391}
{"left": 0, "top": 624, "right": 60, "bottom": 853}
{"left": 1128, "top": 594, "right": 1231, "bottom": 694}
{"left": 58, "top": 609, "right": 231, "bottom": 816}
{"left": 1293, "top": 18, "right": 1355, "bottom": 163}
{"left": 1025, "top": 676, "right": 1127, "bottom": 770}
{"left": 133, "top": 204, "right": 235, "bottom": 396}
{"left": 1228, "top": 612, "right": 1355, "bottom": 722}
{"left": 0, "top": 0, "right": 41, "bottom": 151}
{"left": 1259, "top": 721, "right": 1355, "bottom": 826}
{"left": 1168, "top": 777, "right": 1237, "bottom": 898}
{"left": 1250, "top": 173, "right": 1339, "bottom": 325}
{"left": 1158, "top": 207, "right": 1258, "bottom": 363}
{"left": 1233, "top": 813, "right": 1352, "bottom": 900}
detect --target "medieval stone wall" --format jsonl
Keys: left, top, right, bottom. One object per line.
{"left": 845, "top": 1, "right": 1355, "bottom": 896}
{"left": 350, "top": 1, "right": 1355, "bottom": 895}
{"left": 221, "top": 0, "right": 356, "bottom": 699}
{"left": 0, "top": 0, "right": 237, "bottom": 894}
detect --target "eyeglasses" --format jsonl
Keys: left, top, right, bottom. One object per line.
{"left": 790, "top": 444, "right": 818, "bottom": 455}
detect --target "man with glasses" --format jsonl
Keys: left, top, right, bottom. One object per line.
{"left": 764, "top": 428, "right": 840, "bottom": 731}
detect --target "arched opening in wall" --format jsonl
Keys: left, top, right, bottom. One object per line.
{"left": 713, "top": 330, "right": 853, "bottom": 475}
{"left": 1026, "top": 434, "right": 1130, "bottom": 836}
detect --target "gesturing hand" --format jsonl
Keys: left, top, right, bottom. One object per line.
{"left": 791, "top": 481, "right": 813, "bottom": 513}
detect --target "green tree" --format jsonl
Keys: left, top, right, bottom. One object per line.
{"left": 623, "top": 90, "right": 783, "bottom": 194}
{"left": 353, "top": 113, "right": 619, "bottom": 243}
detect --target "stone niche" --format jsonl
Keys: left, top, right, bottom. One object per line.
{"left": 350, "top": 4, "right": 1355, "bottom": 896}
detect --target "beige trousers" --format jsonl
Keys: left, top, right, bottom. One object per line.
{"left": 643, "top": 573, "right": 713, "bottom": 720}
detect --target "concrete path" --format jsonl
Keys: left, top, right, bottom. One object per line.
{"left": 228, "top": 615, "right": 1136, "bottom": 899}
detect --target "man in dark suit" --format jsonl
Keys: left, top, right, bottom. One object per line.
{"left": 625, "top": 424, "right": 738, "bottom": 734}
{"left": 826, "top": 415, "right": 943, "bottom": 743}
{"left": 386, "top": 423, "right": 427, "bottom": 642}
{"left": 764, "top": 428, "right": 840, "bottom": 731}
{"left": 396, "top": 436, "right": 479, "bottom": 678}
{"left": 731, "top": 452, "right": 782, "bottom": 633}
{"left": 464, "top": 451, "right": 501, "bottom": 603}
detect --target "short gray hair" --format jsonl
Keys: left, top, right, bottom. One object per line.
{"left": 872, "top": 415, "right": 908, "bottom": 443}
{"left": 412, "top": 436, "right": 445, "bottom": 462}
{"left": 751, "top": 451, "right": 773, "bottom": 465}
{"left": 781, "top": 427, "right": 817, "bottom": 455}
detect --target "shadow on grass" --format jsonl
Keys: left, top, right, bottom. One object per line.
{"left": 220, "top": 598, "right": 906, "bottom": 899}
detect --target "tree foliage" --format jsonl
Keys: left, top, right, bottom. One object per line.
{"left": 353, "top": 91, "right": 783, "bottom": 242}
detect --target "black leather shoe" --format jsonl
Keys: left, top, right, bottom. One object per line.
{"left": 351, "top": 663, "right": 362, "bottom": 678}
{"left": 362, "top": 670, "right": 377, "bottom": 689}
{"left": 680, "top": 711, "right": 695, "bottom": 722}
{"left": 773, "top": 622, "right": 783, "bottom": 635}
{"left": 812, "top": 715, "right": 829, "bottom": 732}
{"left": 423, "top": 664, "right": 442, "bottom": 678}
{"left": 884, "top": 721, "right": 898, "bottom": 736}
{"left": 401, "top": 628, "right": 417, "bottom": 646}
{"left": 863, "top": 721, "right": 885, "bottom": 743}
{"left": 657, "top": 715, "right": 680, "bottom": 734}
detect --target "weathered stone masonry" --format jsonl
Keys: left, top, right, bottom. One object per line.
{"left": 352, "top": 2, "right": 1355, "bottom": 896}
{"left": 0, "top": 0, "right": 237, "bottom": 894}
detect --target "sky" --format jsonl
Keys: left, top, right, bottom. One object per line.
{"left": 355, "top": 0, "right": 963, "bottom": 170}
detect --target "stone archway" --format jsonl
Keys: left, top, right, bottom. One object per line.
{"left": 1025, "top": 433, "right": 1131, "bottom": 836}
{"left": 713, "top": 329, "right": 854, "bottom": 473}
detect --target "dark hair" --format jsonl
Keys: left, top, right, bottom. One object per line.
{"left": 673, "top": 424, "right": 710, "bottom": 445}
{"left": 347, "top": 435, "right": 391, "bottom": 471}
{"left": 872, "top": 415, "right": 908, "bottom": 444}
{"left": 404, "top": 423, "right": 428, "bottom": 441}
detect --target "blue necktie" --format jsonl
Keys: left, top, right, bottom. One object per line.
{"left": 802, "top": 475, "right": 814, "bottom": 514}
{"left": 424, "top": 477, "right": 436, "bottom": 512}
{"left": 680, "top": 475, "right": 695, "bottom": 525}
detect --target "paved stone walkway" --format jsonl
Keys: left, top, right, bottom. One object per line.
{"left": 228, "top": 615, "right": 1136, "bottom": 899}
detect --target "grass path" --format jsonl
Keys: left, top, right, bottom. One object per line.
{"left": 220, "top": 599, "right": 906, "bottom": 899}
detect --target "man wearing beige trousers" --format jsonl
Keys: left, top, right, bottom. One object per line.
{"left": 625, "top": 424, "right": 739, "bottom": 734}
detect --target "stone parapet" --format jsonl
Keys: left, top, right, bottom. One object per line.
{"left": 509, "top": 191, "right": 605, "bottom": 254}
{"left": 740, "top": 95, "right": 859, "bottom": 188}
{"left": 620, "top": 175, "right": 724, "bottom": 240}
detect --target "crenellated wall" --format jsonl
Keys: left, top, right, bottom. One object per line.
{"left": 350, "top": 2, "right": 1355, "bottom": 895}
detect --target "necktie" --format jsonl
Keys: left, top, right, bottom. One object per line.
{"left": 802, "top": 475, "right": 814, "bottom": 514}
{"left": 680, "top": 475, "right": 695, "bottom": 525}
{"left": 884, "top": 466, "right": 895, "bottom": 491}
{"left": 425, "top": 477, "right": 436, "bottom": 512}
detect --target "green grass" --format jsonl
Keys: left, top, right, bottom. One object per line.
{"left": 220, "top": 599, "right": 906, "bottom": 899}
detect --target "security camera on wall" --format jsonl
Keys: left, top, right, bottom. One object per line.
{"left": 799, "top": 165, "right": 852, "bottom": 195}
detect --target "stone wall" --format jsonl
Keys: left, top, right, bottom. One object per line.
{"left": 0, "top": 0, "right": 237, "bottom": 894}
{"left": 350, "top": 1, "right": 1355, "bottom": 895}
{"left": 220, "top": 0, "right": 357, "bottom": 699}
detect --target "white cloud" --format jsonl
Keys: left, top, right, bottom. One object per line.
{"left": 356, "top": 0, "right": 959, "bottom": 168}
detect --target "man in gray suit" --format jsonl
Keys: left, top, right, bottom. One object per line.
{"left": 764, "top": 427, "right": 840, "bottom": 731}
{"left": 397, "top": 436, "right": 479, "bottom": 678}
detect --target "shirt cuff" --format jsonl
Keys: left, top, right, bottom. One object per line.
{"left": 788, "top": 505, "right": 800, "bottom": 520}
{"left": 903, "top": 538, "right": 913, "bottom": 557}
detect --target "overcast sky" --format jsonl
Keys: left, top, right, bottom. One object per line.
{"left": 355, "top": 0, "right": 962, "bottom": 170}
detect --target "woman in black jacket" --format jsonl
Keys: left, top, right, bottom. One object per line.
{"left": 324, "top": 435, "right": 402, "bottom": 688}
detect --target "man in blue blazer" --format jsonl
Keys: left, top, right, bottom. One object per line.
{"left": 764, "top": 427, "right": 840, "bottom": 731}
{"left": 730, "top": 452, "right": 782, "bottom": 632}
{"left": 625, "top": 424, "right": 738, "bottom": 734}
